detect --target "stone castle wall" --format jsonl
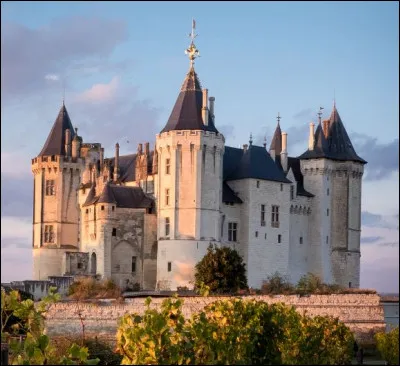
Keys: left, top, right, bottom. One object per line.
{"left": 45, "top": 294, "right": 385, "bottom": 345}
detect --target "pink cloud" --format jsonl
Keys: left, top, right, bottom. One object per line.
{"left": 75, "top": 76, "right": 119, "bottom": 103}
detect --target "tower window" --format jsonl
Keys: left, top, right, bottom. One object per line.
{"left": 165, "top": 217, "right": 170, "bottom": 237}
{"left": 228, "top": 222, "right": 238, "bottom": 242}
{"left": 256, "top": 180, "right": 260, "bottom": 188}
{"left": 44, "top": 225, "right": 55, "bottom": 243}
{"left": 131, "top": 256, "right": 137, "bottom": 273}
{"left": 290, "top": 185, "right": 294, "bottom": 200}
{"left": 327, "top": 188, "right": 330, "bottom": 196}
{"left": 165, "top": 158, "right": 171, "bottom": 174}
{"left": 299, "top": 237, "right": 303, "bottom": 244}
{"left": 86, "top": 209, "right": 89, "bottom": 214}
{"left": 327, "top": 209, "right": 329, "bottom": 216}
{"left": 77, "top": 262, "right": 82, "bottom": 269}
{"left": 271, "top": 205, "right": 280, "bottom": 228}
{"left": 112, "top": 228, "right": 117, "bottom": 236}
{"left": 255, "top": 231, "right": 258, "bottom": 238}
{"left": 168, "top": 262, "right": 172, "bottom": 272}
{"left": 326, "top": 236, "right": 329, "bottom": 244}
{"left": 278, "top": 234, "right": 281, "bottom": 243}
{"left": 112, "top": 206, "right": 115, "bottom": 211}
{"left": 261, "top": 204, "right": 266, "bottom": 225}
{"left": 165, "top": 188, "right": 170, "bottom": 206}
{"left": 265, "top": 233, "right": 267, "bottom": 240}
{"left": 45, "top": 180, "right": 55, "bottom": 196}
{"left": 280, "top": 184, "right": 283, "bottom": 191}
{"left": 101, "top": 205, "right": 105, "bottom": 211}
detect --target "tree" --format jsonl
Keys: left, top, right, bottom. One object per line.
{"left": 194, "top": 244, "right": 247, "bottom": 294}
{"left": 375, "top": 326, "right": 399, "bottom": 365}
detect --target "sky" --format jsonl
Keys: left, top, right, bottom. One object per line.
{"left": 1, "top": 1, "right": 398, "bottom": 293}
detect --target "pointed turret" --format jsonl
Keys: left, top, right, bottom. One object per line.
{"left": 298, "top": 104, "right": 366, "bottom": 164}
{"left": 39, "top": 103, "right": 76, "bottom": 156}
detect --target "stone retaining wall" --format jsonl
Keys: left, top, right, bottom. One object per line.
{"left": 45, "top": 294, "right": 385, "bottom": 345}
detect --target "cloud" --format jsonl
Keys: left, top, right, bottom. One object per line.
{"left": 361, "top": 211, "right": 399, "bottom": 230}
{"left": 45, "top": 74, "right": 60, "bottom": 82}
{"left": 1, "top": 16, "right": 128, "bottom": 101}
{"left": 1, "top": 152, "right": 32, "bottom": 179}
{"left": 361, "top": 236, "right": 383, "bottom": 244}
{"left": 219, "top": 125, "right": 235, "bottom": 141}
{"left": 75, "top": 76, "right": 119, "bottom": 103}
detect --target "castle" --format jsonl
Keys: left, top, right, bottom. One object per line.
{"left": 31, "top": 24, "right": 366, "bottom": 291}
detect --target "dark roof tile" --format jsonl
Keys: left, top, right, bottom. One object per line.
{"left": 222, "top": 182, "right": 243, "bottom": 204}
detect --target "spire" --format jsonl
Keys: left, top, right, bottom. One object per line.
{"left": 39, "top": 103, "right": 76, "bottom": 156}
{"left": 269, "top": 113, "right": 282, "bottom": 154}
{"left": 263, "top": 135, "right": 267, "bottom": 149}
{"left": 249, "top": 133, "right": 253, "bottom": 146}
{"left": 317, "top": 107, "right": 324, "bottom": 124}
{"left": 160, "top": 20, "right": 219, "bottom": 134}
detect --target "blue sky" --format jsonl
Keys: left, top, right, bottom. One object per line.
{"left": 1, "top": 1, "right": 398, "bottom": 292}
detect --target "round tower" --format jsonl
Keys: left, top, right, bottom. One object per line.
{"left": 31, "top": 103, "right": 84, "bottom": 280}
{"left": 155, "top": 23, "right": 225, "bottom": 290}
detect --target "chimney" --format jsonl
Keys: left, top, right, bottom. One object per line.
{"left": 145, "top": 142, "right": 150, "bottom": 155}
{"left": 137, "top": 143, "right": 143, "bottom": 155}
{"left": 308, "top": 122, "right": 315, "bottom": 150}
{"left": 209, "top": 96, "right": 215, "bottom": 119}
{"left": 99, "top": 147, "right": 104, "bottom": 170}
{"left": 65, "top": 129, "right": 71, "bottom": 156}
{"left": 71, "top": 128, "right": 81, "bottom": 159}
{"left": 281, "top": 132, "right": 288, "bottom": 172}
{"left": 113, "top": 143, "right": 119, "bottom": 182}
{"left": 243, "top": 144, "right": 248, "bottom": 152}
{"left": 202, "top": 89, "right": 209, "bottom": 126}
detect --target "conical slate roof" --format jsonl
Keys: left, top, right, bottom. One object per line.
{"left": 298, "top": 105, "right": 366, "bottom": 164}
{"left": 269, "top": 123, "right": 282, "bottom": 154}
{"left": 160, "top": 66, "right": 219, "bottom": 134}
{"left": 39, "top": 103, "right": 75, "bottom": 156}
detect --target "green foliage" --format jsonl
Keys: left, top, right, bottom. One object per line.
{"left": 261, "top": 272, "right": 295, "bottom": 295}
{"left": 1, "top": 287, "right": 99, "bottom": 365}
{"left": 116, "top": 296, "right": 354, "bottom": 365}
{"left": 194, "top": 244, "right": 248, "bottom": 294}
{"left": 68, "top": 278, "right": 122, "bottom": 300}
{"left": 296, "top": 273, "right": 324, "bottom": 294}
{"left": 375, "top": 326, "right": 399, "bottom": 365}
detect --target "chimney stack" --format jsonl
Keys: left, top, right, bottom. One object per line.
{"left": 145, "top": 142, "right": 150, "bottom": 155}
{"left": 99, "top": 147, "right": 104, "bottom": 170}
{"left": 308, "top": 122, "right": 315, "bottom": 150}
{"left": 113, "top": 143, "right": 119, "bottom": 182}
{"left": 202, "top": 89, "right": 209, "bottom": 126}
{"left": 209, "top": 96, "right": 215, "bottom": 119}
{"left": 71, "top": 128, "right": 81, "bottom": 159}
{"left": 65, "top": 129, "right": 71, "bottom": 156}
{"left": 281, "top": 132, "right": 288, "bottom": 172}
{"left": 243, "top": 144, "right": 248, "bottom": 152}
{"left": 137, "top": 143, "right": 143, "bottom": 155}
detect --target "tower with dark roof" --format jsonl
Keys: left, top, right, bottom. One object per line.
{"left": 154, "top": 23, "right": 225, "bottom": 289}
{"left": 298, "top": 103, "right": 366, "bottom": 287}
{"left": 31, "top": 103, "right": 84, "bottom": 280}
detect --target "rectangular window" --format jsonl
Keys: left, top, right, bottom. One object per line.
{"left": 261, "top": 204, "right": 266, "bottom": 225}
{"left": 45, "top": 180, "right": 55, "bottom": 196}
{"left": 326, "top": 236, "right": 329, "bottom": 244}
{"left": 86, "top": 209, "right": 89, "bottom": 214}
{"left": 271, "top": 205, "right": 280, "bottom": 228}
{"left": 327, "top": 188, "right": 330, "bottom": 196}
{"left": 112, "top": 206, "right": 115, "bottom": 211}
{"left": 101, "top": 205, "right": 105, "bottom": 211}
{"left": 77, "top": 262, "right": 82, "bottom": 269}
{"left": 255, "top": 231, "right": 258, "bottom": 238}
{"left": 290, "top": 185, "right": 294, "bottom": 200}
{"left": 112, "top": 228, "right": 117, "bottom": 236}
{"left": 299, "top": 237, "right": 303, "bottom": 244}
{"left": 280, "top": 184, "right": 283, "bottom": 191}
{"left": 327, "top": 208, "right": 329, "bottom": 216}
{"left": 168, "top": 262, "right": 172, "bottom": 272}
{"left": 165, "top": 188, "right": 170, "bottom": 206}
{"left": 278, "top": 234, "right": 281, "bottom": 243}
{"left": 228, "top": 222, "right": 238, "bottom": 242}
{"left": 256, "top": 180, "right": 260, "bottom": 188}
{"left": 131, "top": 256, "right": 137, "bottom": 273}
{"left": 165, "top": 217, "right": 170, "bottom": 237}
{"left": 165, "top": 158, "right": 171, "bottom": 174}
{"left": 264, "top": 233, "right": 267, "bottom": 240}
{"left": 44, "top": 225, "right": 55, "bottom": 243}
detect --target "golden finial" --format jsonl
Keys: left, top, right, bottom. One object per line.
{"left": 185, "top": 19, "right": 200, "bottom": 67}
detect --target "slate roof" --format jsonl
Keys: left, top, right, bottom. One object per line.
{"left": 83, "top": 183, "right": 154, "bottom": 209}
{"left": 269, "top": 123, "right": 282, "bottom": 154}
{"left": 160, "top": 66, "right": 219, "bottom": 134}
{"left": 223, "top": 145, "right": 291, "bottom": 183}
{"left": 108, "top": 153, "right": 137, "bottom": 182}
{"left": 286, "top": 157, "right": 314, "bottom": 197}
{"left": 39, "top": 103, "right": 76, "bottom": 156}
{"left": 298, "top": 105, "right": 366, "bottom": 164}
{"left": 222, "top": 182, "right": 243, "bottom": 204}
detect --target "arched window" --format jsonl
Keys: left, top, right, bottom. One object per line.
{"left": 91, "top": 252, "right": 97, "bottom": 274}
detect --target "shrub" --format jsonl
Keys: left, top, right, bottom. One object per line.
{"left": 375, "top": 326, "right": 399, "bottom": 365}
{"left": 116, "top": 296, "right": 354, "bottom": 365}
{"left": 68, "top": 278, "right": 122, "bottom": 300}
{"left": 261, "top": 272, "right": 295, "bottom": 295}
{"left": 194, "top": 244, "right": 248, "bottom": 294}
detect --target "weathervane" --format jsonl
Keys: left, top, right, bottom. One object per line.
{"left": 317, "top": 107, "right": 324, "bottom": 124}
{"left": 185, "top": 19, "right": 200, "bottom": 67}
{"left": 277, "top": 112, "right": 281, "bottom": 124}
